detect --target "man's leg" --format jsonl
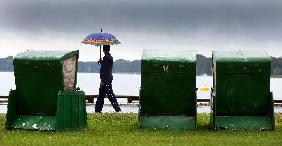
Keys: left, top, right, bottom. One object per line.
{"left": 95, "top": 83, "right": 106, "bottom": 113}
{"left": 106, "top": 83, "right": 121, "bottom": 112}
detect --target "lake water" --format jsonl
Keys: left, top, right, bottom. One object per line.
{"left": 1, "top": 72, "right": 282, "bottom": 113}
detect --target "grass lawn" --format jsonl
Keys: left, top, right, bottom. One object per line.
{"left": 0, "top": 113, "right": 282, "bottom": 146}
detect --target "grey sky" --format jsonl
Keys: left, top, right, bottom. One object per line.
{"left": 1, "top": 0, "right": 282, "bottom": 60}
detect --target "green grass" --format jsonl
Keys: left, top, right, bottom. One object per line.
{"left": 0, "top": 113, "right": 282, "bottom": 146}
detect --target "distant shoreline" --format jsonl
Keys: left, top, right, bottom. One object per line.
{"left": 3, "top": 55, "right": 282, "bottom": 76}
{"left": 0, "top": 71, "right": 141, "bottom": 74}
{"left": 271, "top": 75, "right": 282, "bottom": 78}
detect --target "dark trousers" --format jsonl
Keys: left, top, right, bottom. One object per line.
{"left": 95, "top": 81, "right": 121, "bottom": 112}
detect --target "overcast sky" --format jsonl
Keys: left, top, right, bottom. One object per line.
{"left": 1, "top": 0, "right": 282, "bottom": 61}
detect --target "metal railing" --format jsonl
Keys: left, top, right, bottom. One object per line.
{"left": 1, "top": 95, "right": 282, "bottom": 105}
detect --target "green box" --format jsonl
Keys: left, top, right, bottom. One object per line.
{"left": 211, "top": 51, "right": 274, "bottom": 130}
{"left": 6, "top": 50, "right": 87, "bottom": 130}
{"left": 139, "top": 49, "right": 197, "bottom": 129}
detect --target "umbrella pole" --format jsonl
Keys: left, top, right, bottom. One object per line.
{"left": 100, "top": 28, "right": 103, "bottom": 62}
{"left": 100, "top": 46, "right": 101, "bottom": 61}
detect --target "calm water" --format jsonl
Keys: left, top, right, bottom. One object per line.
{"left": 0, "top": 72, "right": 282, "bottom": 113}
{"left": 1, "top": 72, "right": 282, "bottom": 99}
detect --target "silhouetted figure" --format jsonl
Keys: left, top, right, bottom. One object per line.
{"left": 95, "top": 45, "right": 121, "bottom": 113}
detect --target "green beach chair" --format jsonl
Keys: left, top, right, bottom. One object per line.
{"left": 139, "top": 49, "right": 197, "bottom": 129}
{"left": 6, "top": 50, "right": 87, "bottom": 130}
{"left": 211, "top": 51, "right": 274, "bottom": 130}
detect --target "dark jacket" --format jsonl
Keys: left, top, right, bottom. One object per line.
{"left": 100, "top": 52, "right": 113, "bottom": 82}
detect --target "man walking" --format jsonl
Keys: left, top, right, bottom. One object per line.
{"left": 95, "top": 45, "right": 121, "bottom": 113}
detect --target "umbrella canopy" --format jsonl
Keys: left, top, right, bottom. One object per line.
{"left": 82, "top": 33, "right": 120, "bottom": 46}
{"left": 81, "top": 30, "right": 121, "bottom": 62}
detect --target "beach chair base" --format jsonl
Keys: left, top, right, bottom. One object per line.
{"left": 139, "top": 115, "right": 196, "bottom": 129}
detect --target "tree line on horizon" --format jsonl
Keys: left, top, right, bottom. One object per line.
{"left": 1, "top": 55, "right": 282, "bottom": 76}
